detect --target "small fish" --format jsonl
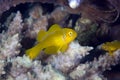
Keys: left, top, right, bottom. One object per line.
{"left": 101, "top": 40, "right": 120, "bottom": 56}
{"left": 25, "top": 24, "right": 77, "bottom": 59}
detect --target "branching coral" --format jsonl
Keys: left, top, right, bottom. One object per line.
{"left": 47, "top": 41, "right": 93, "bottom": 73}
{"left": 0, "top": 11, "right": 23, "bottom": 79}
{"left": 69, "top": 50, "right": 120, "bottom": 80}
{"left": 2, "top": 41, "right": 93, "bottom": 80}
{"left": 7, "top": 55, "right": 66, "bottom": 80}
{"left": 0, "top": 1, "right": 120, "bottom": 80}
{"left": 0, "top": 11, "right": 22, "bottom": 59}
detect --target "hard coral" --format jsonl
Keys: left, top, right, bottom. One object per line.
{"left": 0, "top": 1, "right": 120, "bottom": 80}
{"left": 8, "top": 55, "right": 66, "bottom": 80}
{"left": 0, "top": 11, "right": 22, "bottom": 59}
{"left": 0, "top": 11, "right": 23, "bottom": 79}
{"left": 47, "top": 41, "right": 93, "bottom": 73}
{"left": 69, "top": 50, "right": 120, "bottom": 80}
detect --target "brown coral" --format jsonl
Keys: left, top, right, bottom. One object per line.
{"left": 0, "top": 0, "right": 120, "bottom": 23}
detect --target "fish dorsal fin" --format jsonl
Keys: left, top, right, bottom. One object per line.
{"left": 37, "top": 29, "right": 47, "bottom": 42}
{"left": 48, "top": 24, "right": 62, "bottom": 33}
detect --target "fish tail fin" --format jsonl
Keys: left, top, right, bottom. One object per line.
{"left": 25, "top": 43, "right": 43, "bottom": 60}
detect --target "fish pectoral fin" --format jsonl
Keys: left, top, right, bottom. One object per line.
{"left": 48, "top": 24, "right": 62, "bottom": 33}
{"left": 60, "top": 44, "right": 68, "bottom": 53}
{"left": 44, "top": 46, "right": 58, "bottom": 55}
{"left": 37, "top": 30, "right": 47, "bottom": 42}
{"left": 108, "top": 51, "right": 114, "bottom": 56}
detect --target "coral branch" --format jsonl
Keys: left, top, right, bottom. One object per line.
{"left": 69, "top": 50, "right": 120, "bottom": 80}
{"left": 0, "top": 11, "right": 22, "bottom": 59}
{"left": 47, "top": 41, "right": 93, "bottom": 73}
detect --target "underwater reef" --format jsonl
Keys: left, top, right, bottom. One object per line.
{"left": 0, "top": 0, "right": 120, "bottom": 80}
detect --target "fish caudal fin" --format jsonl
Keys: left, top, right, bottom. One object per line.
{"left": 25, "top": 43, "right": 42, "bottom": 60}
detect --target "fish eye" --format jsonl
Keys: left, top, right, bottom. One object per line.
{"left": 68, "top": 32, "right": 73, "bottom": 36}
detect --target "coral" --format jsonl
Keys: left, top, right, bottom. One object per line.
{"left": 32, "top": 63, "right": 66, "bottom": 80}
{"left": 7, "top": 55, "right": 66, "bottom": 80}
{"left": 0, "top": 11, "right": 23, "bottom": 79}
{"left": 75, "top": 18, "right": 98, "bottom": 46}
{"left": 1, "top": 0, "right": 120, "bottom": 23}
{"left": 0, "top": 1, "right": 120, "bottom": 80}
{"left": 25, "top": 16, "right": 48, "bottom": 39}
{"left": 48, "top": 7, "right": 69, "bottom": 25}
{"left": 0, "top": 0, "right": 69, "bottom": 16}
{"left": 24, "top": 4, "right": 48, "bottom": 39}
{"left": 0, "top": 60, "right": 5, "bottom": 75}
{"left": 47, "top": 41, "right": 93, "bottom": 73}
{"left": 0, "top": 11, "right": 22, "bottom": 59}
{"left": 69, "top": 50, "right": 120, "bottom": 80}
{"left": 28, "top": 4, "right": 43, "bottom": 20}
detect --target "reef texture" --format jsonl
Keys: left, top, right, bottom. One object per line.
{"left": 0, "top": 0, "right": 68, "bottom": 16}
{"left": 1, "top": 0, "right": 120, "bottom": 23}
{"left": 0, "top": 0, "right": 120, "bottom": 80}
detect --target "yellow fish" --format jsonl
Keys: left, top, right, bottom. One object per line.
{"left": 101, "top": 40, "right": 120, "bottom": 56}
{"left": 25, "top": 24, "right": 77, "bottom": 59}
